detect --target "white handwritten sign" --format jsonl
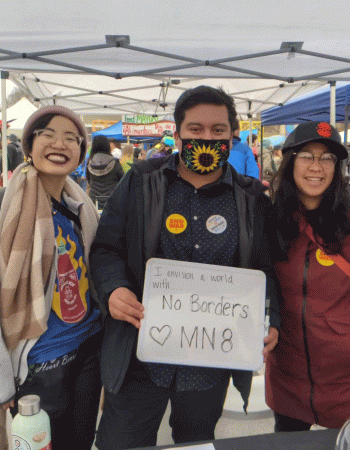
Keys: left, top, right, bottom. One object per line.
{"left": 137, "top": 258, "right": 266, "bottom": 371}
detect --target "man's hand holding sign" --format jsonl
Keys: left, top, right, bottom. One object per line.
{"left": 108, "top": 287, "right": 144, "bottom": 329}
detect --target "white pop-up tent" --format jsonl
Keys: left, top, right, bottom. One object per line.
{"left": 1, "top": 0, "right": 350, "bottom": 119}
{"left": 1, "top": 0, "right": 350, "bottom": 183}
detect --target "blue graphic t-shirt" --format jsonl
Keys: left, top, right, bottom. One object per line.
{"left": 28, "top": 203, "right": 101, "bottom": 364}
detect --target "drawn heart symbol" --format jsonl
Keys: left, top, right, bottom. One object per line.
{"left": 149, "top": 325, "right": 172, "bottom": 346}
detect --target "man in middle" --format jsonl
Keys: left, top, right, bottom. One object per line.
{"left": 90, "top": 85, "right": 280, "bottom": 450}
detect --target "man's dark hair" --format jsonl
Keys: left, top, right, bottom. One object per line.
{"left": 232, "top": 118, "right": 240, "bottom": 132}
{"left": 270, "top": 149, "right": 350, "bottom": 258}
{"left": 174, "top": 86, "right": 236, "bottom": 132}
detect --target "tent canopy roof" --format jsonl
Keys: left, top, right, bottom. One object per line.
{"left": 261, "top": 83, "right": 350, "bottom": 125}
{"left": 2, "top": 0, "right": 350, "bottom": 119}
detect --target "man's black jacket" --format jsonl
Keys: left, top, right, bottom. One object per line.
{"left": 89, "top": 155, "right": 281, "bottom": 411}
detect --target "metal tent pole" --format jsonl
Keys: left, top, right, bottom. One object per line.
{"left": 248, "top": 101, "right": 253, "bottom": 148}
{"left": 1, "top": 71, "right": 8, "bottom": 187}
{"left": 260, "top": 126, "right": 264, "bottom": 181}
{"left": 329, "top": 81, "right": 336, "bottom": 126}
{"left": 344, "top": 105, "right": 349, "bottom": 145}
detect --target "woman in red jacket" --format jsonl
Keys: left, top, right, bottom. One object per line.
{"left": 265, "top": 121, "right": 350, "bottom": 431}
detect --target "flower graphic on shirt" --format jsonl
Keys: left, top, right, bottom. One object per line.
{"left": 192, "top": 144, "right": 220, "bottom": 173}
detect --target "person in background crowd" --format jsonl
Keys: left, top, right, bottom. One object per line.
{"left": 265, "top": 122, "right": 350, "bottom": 431}
{"left": 69, "top": 144, "right": 90, "bottom": 191}
{"left": 0, "top": 133, "right": 24, "bottom": 179}
{"left": 138, "top": 147, "right": 147, "bottom": 160}
{"left": 133, "top": 144, "right": 147, "bottom": 162}
{"left": 7, "top": 134, "right": 23, "bottom": 168}
{"left": 109, "top": 138, "right": 122, "bottom": 160}
{"left": 150, "top": 136, "right": 175, "bottom": 159}
{"left": 146, "top": 139, "right": 161, "bottom": 160}
{"left": 120, "top": 144, "right": 134, "bottom": 173}
{"left": 146, "top": 132, "right": 173, "bottom": 160}
{"left": 0, "top": 105, "right": 103, "bottom": 449}
{"left": 133, "top": 146, "right": 141, "bottom": 163}
{"left": 247, "top": 133, "right": 261, "bottom": 176}
{"left": 89, "top": 85, "right": 280, "bottom": 450}
{"left": 247, "top": 133, "right": 259, "bottom": 163}
{"left": 87, "top": 135, "right": 124, "bottom": 210}
{"left": 227, "top": 119, "right": 259, "bottom": 178}
{"left": 262, "top": 140, "right": 283, "bottom": 184}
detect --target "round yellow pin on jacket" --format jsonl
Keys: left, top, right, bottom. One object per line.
{"left": 166, "top": 214, "right": 187, "bottom": 234}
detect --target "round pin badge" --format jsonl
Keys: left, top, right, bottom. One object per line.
{"left": 316, "top": 249, "right": 334, "bottom": 267}
{"left": 206, "top": 215, "right": 227, "bottom": 234}
{"left": 166, "top": 214, "right": 187, "bottom": 234}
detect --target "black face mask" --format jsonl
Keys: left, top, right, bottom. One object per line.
{"left": 180, "top": 138, "right": 231, "bottom": 174}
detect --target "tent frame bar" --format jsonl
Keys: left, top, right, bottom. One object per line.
{"left": 1, "top": 71, "right": 8, "bottom": 186}
{"left": 1, "top": 36, "right": 349, "bottom": 83}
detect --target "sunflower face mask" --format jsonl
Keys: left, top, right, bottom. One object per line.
{"left": 180, "top": 139, "right": 231, "bottom": 174}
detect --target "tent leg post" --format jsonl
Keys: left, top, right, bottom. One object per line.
{"left": 260, "top": 126, "right": 264, "bottom": 182}
{"left": 329, "top": 80, "right": 336, "bottom": 126}
{"left": 1, "top": 71, "right": 9, "bottom": 187}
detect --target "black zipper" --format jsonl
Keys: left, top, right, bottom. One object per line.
{"left": 302, "top": 241, "right": 319, "bottom": 424}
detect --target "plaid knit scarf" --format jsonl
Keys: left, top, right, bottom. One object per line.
{"left": 0, "top": 162, "right": 99, "bottom": 350}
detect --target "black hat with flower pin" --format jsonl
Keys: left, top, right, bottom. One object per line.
{"left": 282, "top": 122, "right": 348, "bottom": 160}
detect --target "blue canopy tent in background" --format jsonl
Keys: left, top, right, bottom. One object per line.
{"left": 261, "top": 84, "right": 350, "bottom": 143}
{"left": 91, "top": 121, "right": 124, "bottom": 140}
{"left": 268, "top": 135, "right": 285, "bottom": 146}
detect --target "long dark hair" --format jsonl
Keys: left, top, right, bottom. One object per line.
{"left": 270, "top": 149, "right": 350, "bottom": 258}
{"left": 89, "top": 135, "right": 111, "bottom": 159}
{"left": 87, "top": 135, "right": 113, "bottom": 182}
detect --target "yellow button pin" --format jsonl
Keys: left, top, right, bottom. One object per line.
{"left": 166, "top": 214, "right": 187, "bottom": 234}
{"left": 316, "top": 249, "right": 334, "bottom": 267}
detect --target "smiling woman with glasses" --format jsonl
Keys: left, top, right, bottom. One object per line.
{"left": 0, "top": 105, "right": 103, "bottom": 449}
{"left": 265, "top": 121, "right": 350, "bottom": 433}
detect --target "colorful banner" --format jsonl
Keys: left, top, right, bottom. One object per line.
{"left": 123, "top": 114, "right": 160, "bottom": 124}
{"left": 122, "top": 120, "right": 175, "bottom": 137}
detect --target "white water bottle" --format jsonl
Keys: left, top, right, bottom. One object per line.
{"left": 12, "top": 395, "right": 52, "bottom": 450}
{"left": 335, "top": 418, "right": 350, "bottom": 450}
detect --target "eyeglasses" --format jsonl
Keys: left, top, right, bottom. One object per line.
{"left": 33, "top": 129, "right": 83, "bottom": 149}
{"left": 293, "top": 151, "right": 337, "bottom": 168}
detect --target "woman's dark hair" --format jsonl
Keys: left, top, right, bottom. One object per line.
{"left": 87, "top": 135, "right": 112, "bottom": 182}
{"left": 270, "top": 148, "right": 350, "bottom": 258}
{"left": 90, "top": 135, "right": 111, "bottom": 158}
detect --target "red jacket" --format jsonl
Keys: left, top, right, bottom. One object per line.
{"left": 266, "top": 224, "right": 350, "bottom": 428}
